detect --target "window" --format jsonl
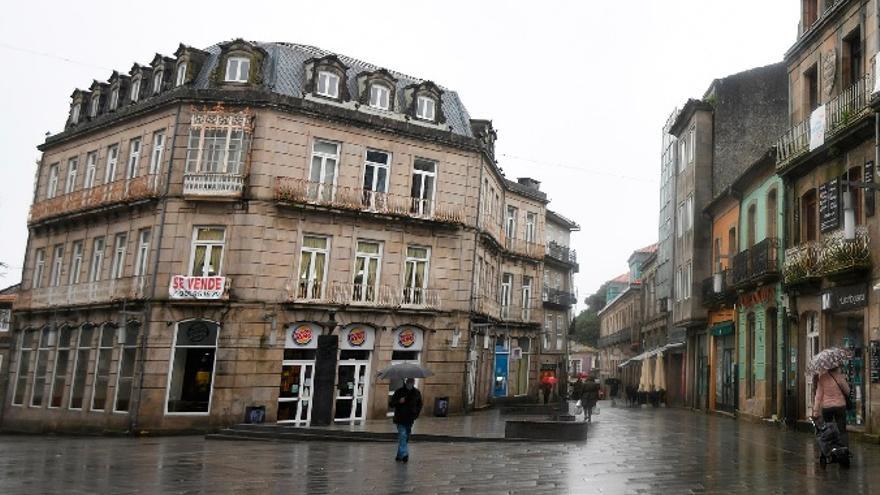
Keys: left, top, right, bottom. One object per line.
{"left": 525, "top": 212, "right": 537, "bottom": 243}
{"left": 298, "top": 236, "right": 328, "bottom": 300}
{"left": 353, "top": 241, "right": 382, "bottom": 302}
{"left": 49, "top": 326, "right": 75, "bottom": 408}
{"left": 70, "top": 104, "right": 80, "bottom": 124}
{"left": 32, "top": 248, "right": 45, "bottom": 289}
{"left": 12, "top": 330, "right": 35, "bottom": 405}
{"left": 49, "top": 244, "right": 64, "bottom": 287}
{"left": 109, "top": 88, "right": 119, "bottom": 111}
{"left": 403, "top": 246, "right": 430, "bottom": 304}
{"left": 685, "top": 262, "right": 693, "bottom": 299}
{"left": 149, "top": 131, "right": 165, "bottom": 175}
{"left": 688, "top": 127, "right": 695, "bottom": 163}
{"left": 747, "top": 312, "right": 756, "bottom": 398}
{"left": 362, "top": 149, "right": 390, "bottom": 209}
{"left": 505, "top": 205, "right": 518, "bottom": 241}
{"left": 65, "top": 157, "right": 78, "bottom": 194}
{"left": 126, "top": 138, "right": 141, "bottom": 179}
{"left": 69, "top": 241, "right": 83, "bottom": 285}
{"left": 152, "top": 70, "right": 163, "bottom": 94}
{"left": 804, "top": 65, "right": 819, "bottom": 114}
{"left": 410, "top": 159, "right": 436, "bottom": 217}
{"left": 416, "top": 95, "right": 435, "bottom": 121}
{"left": 767, "top": 189, "right": 778, "bottom": 239}
{"left": 176, "top": 63, "right": 187, "bottom": 86}
{"left": 91, "top": 324, "right": 115, "bottom": 411}
{"left": 0, "top": 308, "right": 9, "bottom": 332}
{"left": 845, "top": 28, "right": 862, "bottom": 86}
{"left": 185, "top": 114, "right": 249, "bottom": 175}
{"left": 89, "top": 237, "right": 105, "bottom": 282}
{"left": 224, "top": 56, "right": 250, "bottom": 82}
{"left": 500, "top": 273, "right": 512, "bottom": 318}
{"left": 747, "top": 204, "right": 757, "bottom": 247}
{"left": 114, "top": 323, "right": 140, "bottom": 412}
{"left": 369, "top": 84, "right": 390, "bottom": 110}
{"left": 544, "top": 314, "right": 552, "bottom": 350}
{"left": 189, "top": 227, "right": 225, "bottom": 276}
{"left": 166, "top": 320, "right": 219, "bottom": 414}
{"left": 728, "top": 227, "right": 737, "bottom": 260}
{"left": 847, "top": 167, "right": 863, "bottom": 226}
{"left": 110, "top": 233, "right": 127, "bottom": 280}
{"left": 316, "top": 70, "right": 340, "bottom": 98}
{"left": 85, "top": 151, "right": 97, "bottom": 188}
{"left": 134, "top": 229, "right": 151, "bottom": 277}
{"left": 522, "top": 276, "right": 533, "bottom": 321}
{"left": 89, "top": 96, "right": 99, "bottom": 118}
{"left": 678, "top": 139, "right": 687, "bottom": 172}
{"left": 676, "top": 201, "right": 685, "bottom": 237}
{"left": 556, "top": 314, "right": 564, "bottom": 350}
{"left": 686, "top": 195, "right": 694, "bottom": 231}
{"left": 308, "top": 140, "right": 339, "bottom": 201}
{"left": 69, "top": 325, "right": 95, "bottom": 409}
{"left": 130, "top": 77, "right": 141, "bottom": 102}
{"left": 802, "top": 189, "right": 818, "bottom": 242}
{"left": 105, "top": 145, "right": 119, "bottom": 183}
{"left": 30, "top": 327, "right": 54, "bottom": 407}
{"left": 47, "top": 164, "right": 59, "bottom": 199}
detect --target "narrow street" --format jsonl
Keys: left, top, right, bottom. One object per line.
{"left": 1, "top": 402, "right": 878, "bottom": 494}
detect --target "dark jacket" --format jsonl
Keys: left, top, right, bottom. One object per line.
{"left": 582, "top": 382, "right": 600, "bottom": 406}
{"left": 390, "top": 386, "right": 423, "bottom": 425}
{"left": 571, "top": 381, "right": 585, "bottom": 401}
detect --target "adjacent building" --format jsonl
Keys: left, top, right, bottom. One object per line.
{"left": 5, "top": 40, "right": 577, "bottom": 432}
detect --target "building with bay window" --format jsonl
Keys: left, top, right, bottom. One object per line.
{"left": 5, "top": 39, "right": 577, "bottom": 432}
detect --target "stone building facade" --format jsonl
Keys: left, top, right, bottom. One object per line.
{"left": 5, "top": 40, "right": 576, "bottom": 432}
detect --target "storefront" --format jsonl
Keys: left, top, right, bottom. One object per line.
{"left": 737, "top": 284, "right": 782, "bottom": 419}
{"left": 334, "top": 324, "right": 375, "bottom": 423}
{"left": 708, "top": 310, "right": 736, "bottom": 414}
{"left": 278, "top": 322, "right": 320, "bottom": 425}
{"left": 386, "top": 326, "right": 424, "bottom": 416}
{"left": 493, "top": 337, "right": 509, "bottom": 397}
{"left": 821, "top": 283, "right": 868, "bottom": 426}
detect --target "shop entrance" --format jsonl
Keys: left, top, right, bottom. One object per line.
{"left": 278, "top": 357, "right": 315, "bottom": 425}
{"left": 715, "top": 333, "right": 736, "bottom": 413}
{"left": 385, "top": 326, "right": 425, "bottom": 417}
{"left": 805, "top": 312, "right": 819, "bottom": 419}
{"left": 334, "top": 352, "right": 370, "bottom": 423}
{"left": 493, "top": 337, "right": 509, "bottom": 397}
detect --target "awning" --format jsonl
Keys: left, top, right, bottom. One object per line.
{"left": 710, "top": 321, "right": 735, "bottom": 337}
{"left": 618, "top": 342, "right": 685, "bottom": 368}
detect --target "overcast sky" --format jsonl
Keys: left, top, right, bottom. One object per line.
{"left": 0, "top": 0, "right": 799, "bottom": 304}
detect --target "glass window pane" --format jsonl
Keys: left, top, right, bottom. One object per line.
{"left": 303, "top": 236, "right": 327, "bottom": 249}
{"left": 313, "top": 141, "right": 338, "bottom": 155}
{"left": 414, "top": 159, "right": 435, "bottom": 173}
{"left": 357, "top": 241, "right": 379, "bottom": 254}
{"left": 366, "top": 150, "right": 388, "bottom": 164}
{"left": 196, "top": 228, "right": 225, "bottom": 241}
{"left": 407, "top": 247, "right": 427, "bottom": 259}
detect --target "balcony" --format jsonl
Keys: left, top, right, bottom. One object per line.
{"left": 28, "top": 175, "right": 161, "bottom": 225}
{"left": 701, "top": 270, "right": 733, "bottom": 307}
{"left": 284, "top": 280, "right": 441, "bottom": 310}
{"left": 17, "top": 276, "right": 148, "bottom": 310}
{"left": 183, "top": 173, "right": 245, "bottom": 199}
{"left": 505, "top": 236, "right": 544, "bottom": 260}
{"left": 776, "top": 73, "right": 874, "bottom": 169}
{"left": 784, "top": 227, "right": 871, "bottom": 285}
{"left": 545, "top": 241, "right": 578, "bottom": 267}
{"left": 274, "top": 177, "right": 464, "bottom": 225}
{"left": 731, "top": 238, "right": 781, "bottom": 288}
{"left": 542, "top": 287, "right": 578, "bottom": 307}
{"left": 597, "top": 328, "right": 635, "bottom": 349}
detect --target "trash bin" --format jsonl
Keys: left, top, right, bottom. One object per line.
{"left": 433, "top": 397, "right": 449, "bottom": 417}
{"left": 245, "top": 405, "right": 266, "bottom": 424}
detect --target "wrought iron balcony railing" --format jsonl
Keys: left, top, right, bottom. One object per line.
{"left": 783, "top": 240, "right": 822, "bottom": 285}
{"left": 542, "top": 287, "right": 578, "bottom": 306}
{"left": 818, "top": 226, "right": 871, "bottom": 277}
{"left": 731, "top": 238, "right": 781, "bottom": 287}
{"left": 183, "top": 173, "right": 245, "bottom": 198}
{"left": 283, "top": 279, "right": 441, "bottom": 310}
{"left": 275, "top": 177, "right": 464, "bottom": 225}
{"left": 28, "top": 174, "right": 162, "bottom": 224}
{"left": 701, "top": 270, "right": 733, "bottom": 306}
{"left": 17, "top": 276, "right": 148, "bottom": 310}
{"left": 546, "top": 241, "right": 578, "bottom": 265}
{"left": 731, "top": 250, "right": 751, "bottom": 286}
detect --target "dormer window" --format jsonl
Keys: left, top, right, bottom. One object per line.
{"left": 176, "top": 63, "right": 187, "bottom": 86}
{"left": 225, "top": 56, "right": 250, "bottom": 83}
{"left": 130, "top": 78, "right": 141, "bottom": 102}
{"left": 153, "top": 70, "right": 163, "bottom": 94}
{"left": 416, "top": 95, "right": 436, "bottom": 121}
{"left": 369, "top": 84, "right": 390, "bottom": 110}
{"left": 109, "top": 88, "right": 119, "bottom": 111}
{"left": 71, "top": 104, "right": 81, "bottom": 124}
{"left": 89, "top": 96, "right": 100, "bottom": 118}
{"left": 317, "top": 70, "right": 340, "bottom": 98}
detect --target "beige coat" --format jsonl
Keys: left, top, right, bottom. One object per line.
{"left": 812, "top": 369, "right": 850, "bottom": 416}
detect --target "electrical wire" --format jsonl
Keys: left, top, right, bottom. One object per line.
{"left": 0, "top": 42, "right": 112, "bottom": 71}
{"left": 498, "top": 153, "right": 658, "bottom": 184}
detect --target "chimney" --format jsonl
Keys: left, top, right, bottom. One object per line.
{"left": 517, "top": 177, "right": 541, "bottom": 191}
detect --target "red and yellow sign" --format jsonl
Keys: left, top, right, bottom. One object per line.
{"left": 348, "top": 327, "right": 367, "bottom": 347}
{"left": 738, "top": 286, "right": 775, "bottom": 308}
{"left": 398, "top": 328, "right": 416, "bottom": 348}
{"left": 293, "top": 325, "right": 313, "bottom": 346}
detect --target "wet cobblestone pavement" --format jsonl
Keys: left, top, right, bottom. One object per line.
{"left": 2, "top": 402, "right": 880, "bottom": 494}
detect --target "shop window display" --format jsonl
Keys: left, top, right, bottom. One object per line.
{"left": 166, "top": 320, "right": 219, "bottom": 414}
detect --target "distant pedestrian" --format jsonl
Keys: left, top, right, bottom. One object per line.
{"left": 390, "top": 378, "right": 423, "bottom": 463}
{"left": 582, "top": 377, "right": 600, "bottom": 422}
{"left": 571, "top": 377, "right": 585, "bottom": 402}
{"left": 540, "top": 382, "right": 552, "bottom": 404}
{"left": 812, "top": 367, "right": 850, "bottom": 447}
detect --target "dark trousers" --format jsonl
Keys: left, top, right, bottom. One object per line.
{"left": 822, "top": 406, "right": 849, "bottom": 447}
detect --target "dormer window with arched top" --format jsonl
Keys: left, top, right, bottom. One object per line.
{"left": 370, "top": 83, "right": 390, "bottom": 110}
{"left": 225, "top": 56, "right": 250, "bottom": 82}
{"left": 317, "top": 70, "right": 340, "bottom": 98}
{"left": 89, "top": 95, "right": 100, "bottom": 118}
{"left": 416, "top": 95, "right": 435, "bottom": 121}
{"left": 109, "top": 88, "right": 119, "bottom": 111}
{"left": 176, "top": 62, "right": 187, "bottom": 86}
{"left": 70, "top": 102, "right": 81, "bottom": 124}
{"left": 130, "top": 77, "right": 141, "bottom": 102}
{"left": 153, "top": 70, "right": 164, "bottom": 94}
{"left": 357, "top": 68, "right": 397, "bottom": 112}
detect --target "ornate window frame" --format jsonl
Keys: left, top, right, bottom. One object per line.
{"left": 174, "top": 43, "right": 209, "bottom": 88}
{"left": 304, "top": 54, "right": 350, "bottom": 102}
{"left": 150, "top": 54, "right": 175, "bottom": 96}
{"left": 357, "top": 68, "right": 397, "bottom": 111}
{"left": 405, "top": 81, "right": 445, "bottom": 124}
{"left": 106, "top": 71, "right": 130, "bottom": 112}
{"left": 209, "top": 39, "right": 266, "bottom": 87}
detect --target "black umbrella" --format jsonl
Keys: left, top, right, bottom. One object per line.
{"left": 377, "top": 362, "right": 434, "bottom": 380}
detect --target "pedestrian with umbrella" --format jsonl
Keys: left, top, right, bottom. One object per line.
{"left": 540, "top": 374, "right": 558, "bottom": 404}
{"left": 809, "top": 347, "right": 853, "bottom": 447}
{"left": 378, "top": 363, "right": 430, "bottom": 463}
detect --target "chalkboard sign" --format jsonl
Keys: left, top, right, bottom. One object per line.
{"left": 866, "top": 161, "right": 875, "bottom": 218}
{"left": 819, "top": 178, "right": 840, "bottom": 233}
{"left": 870, "top": 340, "right": 880, "bottom": 383}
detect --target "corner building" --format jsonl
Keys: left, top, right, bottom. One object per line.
{"left": 7, "top": 40, "right": 574, "bottom": 432}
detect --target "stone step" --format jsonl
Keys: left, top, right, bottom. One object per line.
{"left": 207, "top": 423, "right": 527, "bottom": 443}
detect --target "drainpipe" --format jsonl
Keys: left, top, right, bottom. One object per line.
{"left": 130, "top": 103, "right": 182, "bottom": 433}
{"left": 463, "top": 146, "right": 487, "bottom": 413}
